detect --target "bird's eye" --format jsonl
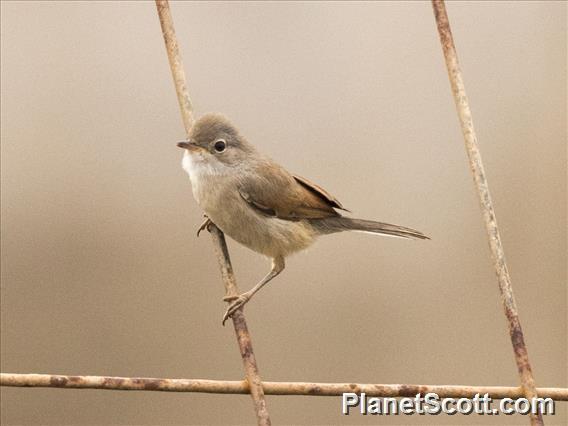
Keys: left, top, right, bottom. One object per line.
{"left": 213, "top": 139, "right": 226, "bottom": 153}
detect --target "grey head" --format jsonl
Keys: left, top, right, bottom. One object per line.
{"left": 177, "top": 113, "right": 256, "bottom": 167}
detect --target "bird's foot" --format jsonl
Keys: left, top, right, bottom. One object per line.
{"left": 222, "top": 292, "right": 252, "bottom": 325}
{"left": 196, "top": 216, "right": 213, "bottom": 237}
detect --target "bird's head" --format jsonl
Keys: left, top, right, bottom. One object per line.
{"left": 177, "top": 114, "right": 255, "bottom": 169}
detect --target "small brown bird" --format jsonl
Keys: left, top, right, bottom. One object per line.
{"left": 178, "top": 114, "right": 428, "bottom": 323}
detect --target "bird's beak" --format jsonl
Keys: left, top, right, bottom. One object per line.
{"left": 177, "top": 141, "right": 201, "bottom": 151}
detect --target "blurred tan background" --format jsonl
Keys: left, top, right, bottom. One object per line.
{"left": 1, "top": 1, "right": 566, "bottom": 425}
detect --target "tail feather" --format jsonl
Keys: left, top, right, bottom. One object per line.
{"left": 309, "top": 217, "right": 429, "bottom": 240}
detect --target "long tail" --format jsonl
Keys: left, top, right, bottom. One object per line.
{"left": 309, "top": 216, "right": 429, "bottom": 240}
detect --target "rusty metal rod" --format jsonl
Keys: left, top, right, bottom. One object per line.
{"left": 431, "top": 2, "right": 543, "bottom": 425}
{"left": 154, "top": 1, "right": 271, "bottom": 425}
{"left": 208, "top": 227, "right": 271, "bottom": 422}
{"left": 2, "top": 373, "right": 567, "bottom": 401}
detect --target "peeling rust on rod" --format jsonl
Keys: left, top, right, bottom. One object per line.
{"left": 431, "top": 1, "right": 543, "bottom": 425}
{"left": 154, "top": 1, "right": 270, "bottom": 425}
{"left": 2, "top": 374, "right": 567, "bottom": 401}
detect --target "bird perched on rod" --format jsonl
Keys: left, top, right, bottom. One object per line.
{"left": 178, "top": 114, "right": 428, "bottom": 324}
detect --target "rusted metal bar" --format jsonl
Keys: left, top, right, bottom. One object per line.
{"left": 155, "top": 0, "right": 193, "bottom": 133}
{"left": 155, "top": 1, "right": 271, "bottom": 425}
{"left": 2, "top": 373, "right": 567, "bottom": 401}
{"left": 208, "top": 227, "right": 271, "bottom": 422}
{"left": 431, "top": 1, "right": 543, "bottom": 425}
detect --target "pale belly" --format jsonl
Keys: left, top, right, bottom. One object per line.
{"left": 208, "top": 199, "right": 317, "bottom": 259}
{"left": 202, "top": 186, "right": 316, "bottom": 259}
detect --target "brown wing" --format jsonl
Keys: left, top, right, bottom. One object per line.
{"left": 238, "top": 163, "right": 345, "bottom": 220}
{"left": 292, "top": 174, "right": 349, "bottom": 212}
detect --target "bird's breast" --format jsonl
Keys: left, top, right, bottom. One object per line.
{"left": 182, "top": 151, "right": 222, "bottom": 206}
{"left": 181, "top": 153, "right": 316, "bottom": 258}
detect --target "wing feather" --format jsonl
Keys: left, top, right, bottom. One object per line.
{"left": 293, "top": 174, "right": 349, "bottom": 212}
{"left": 238, "top": 163, "right": 344, "bottom": 221}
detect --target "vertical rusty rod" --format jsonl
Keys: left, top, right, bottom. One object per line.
{"left": 155, "top": 1, "right": 271, "bottom": 425}
{"left": 431, "top": 1, "right": 542, "bottom": 425}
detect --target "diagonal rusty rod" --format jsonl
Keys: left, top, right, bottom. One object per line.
{"left": 2, "top": 373, "right": 567, "bottom": 402}
{"left": 155, "top": 1, "right": 271, "bottom": 424}
{"left": 431, "top": 1, "right": 543, "bottom": 425}
{"left": 208, "top": 228, "right": 270, "bottom": 423}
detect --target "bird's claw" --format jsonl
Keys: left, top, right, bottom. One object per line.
{"left": 197, "top": 216, "right": 213, "bottom": 237}
{"left": 222, "top": 293, "right": 251, "bottom": 325}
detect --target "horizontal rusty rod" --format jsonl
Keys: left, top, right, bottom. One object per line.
{"left": 431, "top": 1, "right": 543, "bottom": 425}
{"left": 2, "top": 373, "right": 567, "bottom": 401}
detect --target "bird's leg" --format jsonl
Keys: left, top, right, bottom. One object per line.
{"left": 196, "top": 215, "right": 213, "bottom": 237}
{"left": 222, "top": 256, "right": 285, "bottom": 325}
